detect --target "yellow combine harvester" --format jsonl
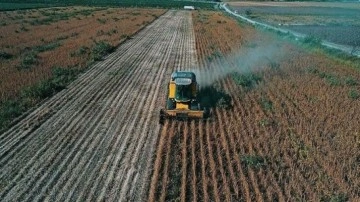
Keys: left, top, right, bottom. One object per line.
{"left": 159, "top": 71, "right": 205, "bottom": 123}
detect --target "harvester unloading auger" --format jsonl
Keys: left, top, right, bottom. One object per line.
{"left": 159, "top": 71, "right": 207, "bottom": 124}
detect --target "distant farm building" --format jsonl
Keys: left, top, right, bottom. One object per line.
{"left": 184, "top": 6, "right": 195, "bottom": 10}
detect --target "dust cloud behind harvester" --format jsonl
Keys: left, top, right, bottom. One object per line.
{"left": 188, "top": 41, "right": 289, "bottom": 88}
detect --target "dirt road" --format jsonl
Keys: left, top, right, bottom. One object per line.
{"left": 0, "top": 10, "right": 197, "bottom": 201}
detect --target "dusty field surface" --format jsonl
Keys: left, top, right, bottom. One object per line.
{"left": 148, "top": 11, "right": 360, "bottom": 202}
{"left": 228, "top": 1, "right": 360, "bottom": 47}
{"left": 0, "top": 7, "right": 165, "bottom": 101}
{"left": 0, "top": 10, "right": 196, "bottom": 201}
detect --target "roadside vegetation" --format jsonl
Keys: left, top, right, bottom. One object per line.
{"left": 298, "top": 35, "right": 360, "bottom": 69}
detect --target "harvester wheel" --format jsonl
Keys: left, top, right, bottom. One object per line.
{"left": 166, "top": 99, "right": 175, "bottom": 110}
{"left": 190, "top": 101, "right": 199, "bottom": 110}
{"left": 203, "top": 107, "right": 210, "bottom": 118}
{"left": 159, "top": 109, "right": 165, "bottom": 125}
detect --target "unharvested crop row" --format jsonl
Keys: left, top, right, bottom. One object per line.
{"left": 195, "top": 11, "right": 360, "bottom": 201}
{"left": 148, "top": 11, "right": 360, "bottom": 202}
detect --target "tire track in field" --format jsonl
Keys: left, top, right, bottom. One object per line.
{"left": 0, "top": 10, "right": 193, "bottom": 202}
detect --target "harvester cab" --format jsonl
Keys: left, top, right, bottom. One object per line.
{"left": 159, "top": 71, "right": 205, "bottom": 124}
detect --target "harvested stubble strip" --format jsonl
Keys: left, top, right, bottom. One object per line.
{"left": 148, "top": 120, "right": 169, "bottom": 202}
{"left": 23, "top": 55, "right": 143, "bottom": 201}
{"left": 180, "top": 121, "right": 188, "bottom": 202}
{"left": 0, "top": 27, "right": 154, "bottom": 193}
{"left": 199, "top": 120, "right": 210, "bottom": 201}
{"left": 152, "top": 121, "right": 176, "bottom": 202}
{"left": 190, "top": 121, "right": 198, "bottom": 201}
{"left": 73, "top": 38, "right": 162, "bottom": 201}
{"left": 65, "top": 58, "right": 155, "bottom": 202}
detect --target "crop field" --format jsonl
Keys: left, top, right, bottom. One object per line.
{"left": 0, "top": 7, "right": 165, "bottom": 102}
{"left": 148, "top": 10, "right": 360, "bottom": 201}
{"left": 227, "top": 1, "right": 360, "bottom": 48}
{"left": 1, "top": 6, "right": 360, "bottom": 202}
{"left": 0, "top": 10, "right": 194, "bottom": 201}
